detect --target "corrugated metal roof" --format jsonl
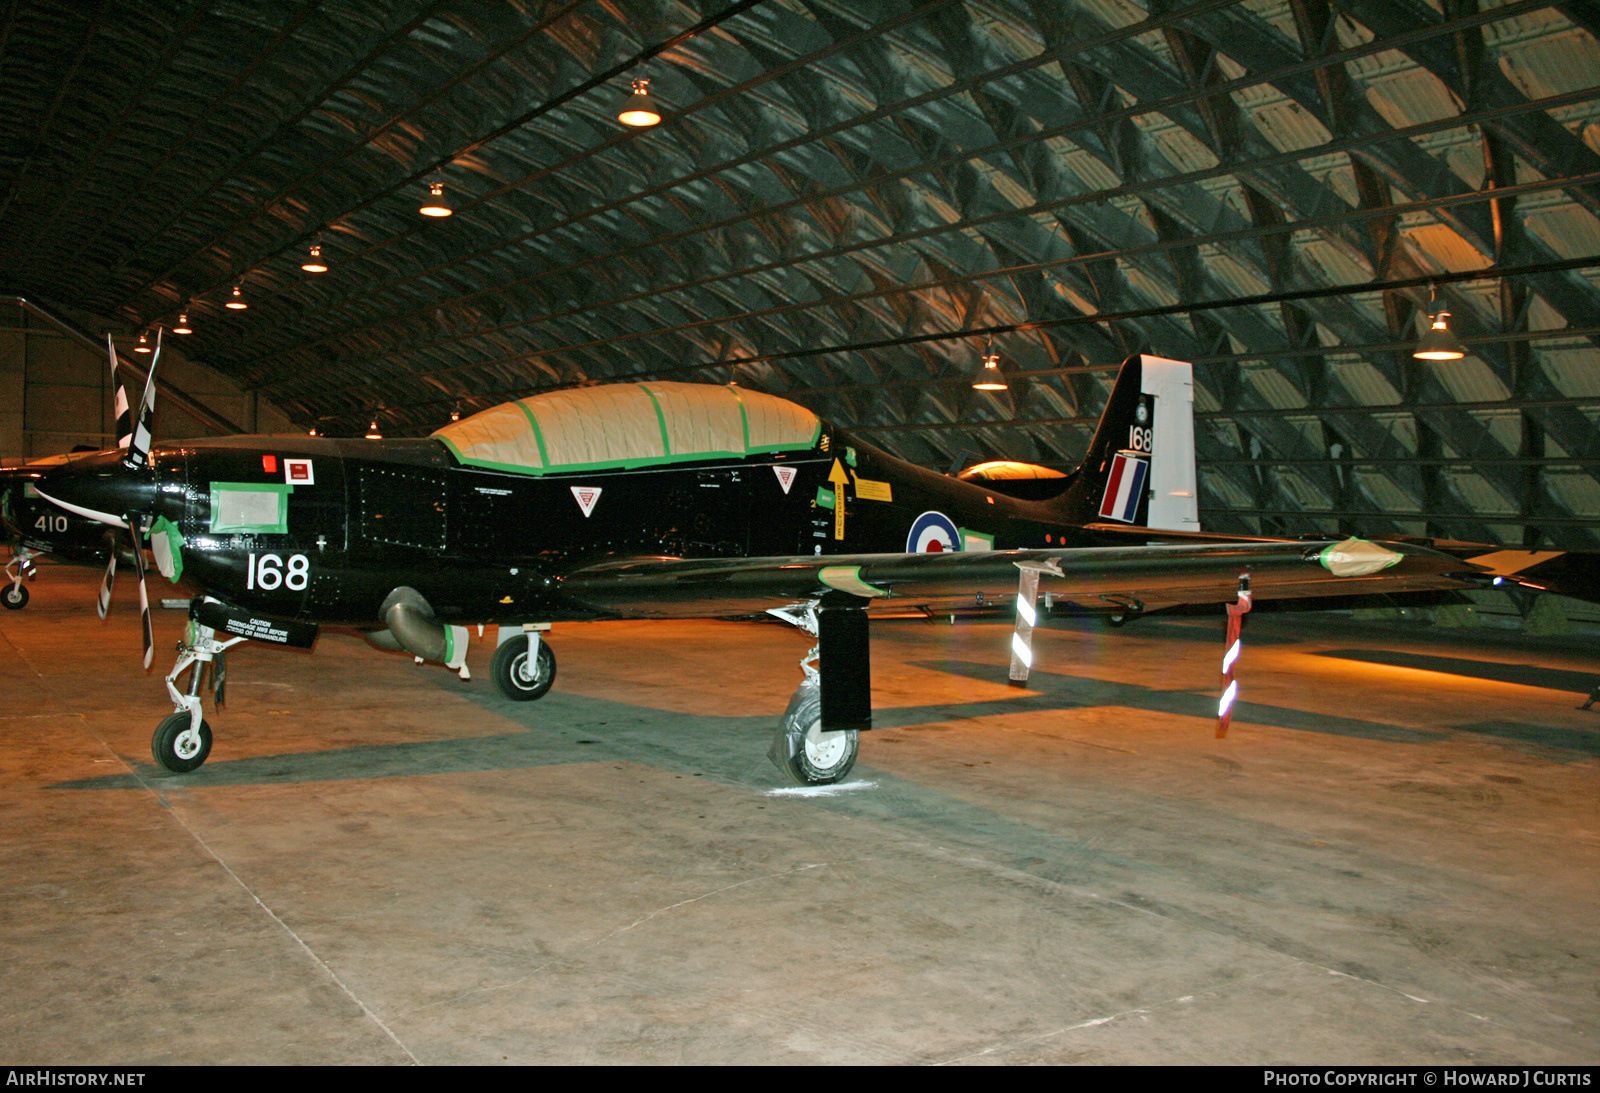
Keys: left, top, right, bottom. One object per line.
{"left": 0, "top": 0, "right": 1593, "bottom": 547}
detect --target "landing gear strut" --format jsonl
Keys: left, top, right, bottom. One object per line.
{"left": 154, "top": 618, "right": 245, "bottom": 773}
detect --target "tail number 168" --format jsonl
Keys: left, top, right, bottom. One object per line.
{"left": 246, "top": 552, "right": 310, "bottom": 591}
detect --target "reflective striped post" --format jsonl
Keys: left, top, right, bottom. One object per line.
{"left": 1010, "top": 559, "right": 1063, "bottom": 687}
{"left": 1216, "top": 574, "right": 1252, "bottom": 738}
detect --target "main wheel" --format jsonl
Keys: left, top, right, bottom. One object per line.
{"left": 152, "top": 712, "right": 212, "bottom": 773}
{"left": 1, "top": 584, "right": 26, "bottom": 609}
{"left": 768, "top": 676, "right": 859, "bottom": 785}
{"left": 491, "top": 638, "right": 556, "bottom": 701}
{"left": 1103, "top": 605, "right": 1141, "bottom": 627}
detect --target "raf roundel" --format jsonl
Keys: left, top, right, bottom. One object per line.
{"left": 907, "top": 511, "right": 961, "bottom": 553}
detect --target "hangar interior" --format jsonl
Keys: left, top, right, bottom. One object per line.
{"left": 0, "top": 0, "right": 1596, "bottom": 1066}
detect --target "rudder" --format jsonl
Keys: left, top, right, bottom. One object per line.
{"left": 1054, "top": 354, "right": 1200, "bottom": 533}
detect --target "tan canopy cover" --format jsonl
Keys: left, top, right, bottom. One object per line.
{"left": 433, "top": 381, "right": 821, "bottom": 475}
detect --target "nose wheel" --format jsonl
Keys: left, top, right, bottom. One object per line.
{"left": 1, "top": 583, "right": 26, "bottom": 609}
{"left": 152, "top": 711, "right": 212, "bottom": 773}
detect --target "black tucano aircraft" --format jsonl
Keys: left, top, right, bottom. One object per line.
{"left": 30, "top": 349, "right": 1479, "bottom": 783}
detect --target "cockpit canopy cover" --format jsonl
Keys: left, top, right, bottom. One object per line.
{"left": 433, "top": 382, "right": 821, "bottom": 475}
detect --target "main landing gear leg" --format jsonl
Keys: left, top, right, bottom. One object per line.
{"left": 765, "top": 594, "right": 867, "bottom": 786}
{"left": 153, "top": 621, "right": 246, "bottom": 773}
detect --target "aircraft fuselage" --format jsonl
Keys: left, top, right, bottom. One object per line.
{"left": 131, "top": 430, "right": 1101, "bottom": 626}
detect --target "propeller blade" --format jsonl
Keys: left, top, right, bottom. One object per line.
{"left": 123, "top": 329, "right": 160, "bottom": 471}
{"left": 95, "top": 550, "right": 116, "bottom": 619}
{"left": 106, "top": 334, "right": 132, "bottom": 452}
{"left": 126, "top": 516, "right": 152, "bottom": 670}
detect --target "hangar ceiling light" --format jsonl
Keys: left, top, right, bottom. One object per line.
{"left": 617, "top": 78, "right": 661, "bottom": 128}
{"left": 419, "top": 182, "right": 453, "bottom": 218}
{"left": 972, "top": 342, "right": 1007, "bottom": 391}
{"left": 1414, "top": 310, "right": 1467, "bottom": 362}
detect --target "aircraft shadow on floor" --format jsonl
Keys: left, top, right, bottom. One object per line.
{"left": 49, "top": 691, "right": 780, "bottom": 791}
{"left": 47, "top": 681, "right": 1071, "bottom": 792}
{"left": 1449, "top": 720, "right": 1600, "bottom": 757}
{"left": 52, "top": 637, "right": 1599, "bottom": 792}
{"left": 51, "top": 648, "right": 1450, "bottom": 796}
{"left": 911, "top": 660, "right": 1446, "bottom": 744}
{"left": 48, "top": 686, "right": 1173, "bottom": 886}
{"left": 1314, "top": 648, "right": 1595, "bottom": 696}
{"left": 45, "top": 659, "right": 1592, "bottom": 934}
{"left": 1307, "top": 650, "right": 1600, "bottom": 759}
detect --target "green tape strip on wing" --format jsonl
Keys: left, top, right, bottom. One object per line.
{"left": 819, "top": 566, "right": 890, "bottom": 598}
{"left": 1317, "top": 537, "right": 1402, "bottom": 577}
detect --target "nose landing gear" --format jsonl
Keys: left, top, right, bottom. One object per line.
{"left": 3, "top": 548, "right": 37, "bottom": 609}
{"left": 152, "top": 618, "right": 245, "bottom": 773}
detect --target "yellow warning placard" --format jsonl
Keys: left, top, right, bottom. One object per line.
{"left": 853, "top": 476, "right": 892, "bottom": 502}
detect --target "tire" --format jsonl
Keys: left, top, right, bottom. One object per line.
{"left": 1103, "top": 606, "right": 1140, "bottom": 628}
{"left": 1, "top": 584, "right": 26, "bottom": 609}
{"left": 768, "top": 675, "right": 859, "bottom": 785}
{"left": 491, "top": 638, "right": 556, "bottom": 701}
{"left": 152, "top": 711, "right": 212, "bottom": 773}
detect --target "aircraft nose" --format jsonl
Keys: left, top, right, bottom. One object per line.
{"left": 33, "top": 450, "right": 162, "bottom": 527}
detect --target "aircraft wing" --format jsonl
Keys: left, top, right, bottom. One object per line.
{"left": 555, "top": 538, "right": 1481, "bottom": 619}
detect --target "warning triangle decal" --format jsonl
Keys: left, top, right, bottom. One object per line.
{"left": 570, "top": 485, "right": 602, "bottom": 517}
{"left": 772, "top": 466, "right": 796, "bottom": 494}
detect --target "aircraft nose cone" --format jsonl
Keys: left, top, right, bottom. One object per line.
{"left": 34, "top": 450, "right": 162, "bottom": 527}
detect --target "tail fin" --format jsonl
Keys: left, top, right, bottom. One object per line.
{"left": 1054, "top": 354, "right": 1200, "bottom": 533}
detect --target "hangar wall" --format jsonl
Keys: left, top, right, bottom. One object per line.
{"left": 0, "top": 300, "right": 292, "bottom": 466}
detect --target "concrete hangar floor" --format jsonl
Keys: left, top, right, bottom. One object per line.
{"left": 1, "top": 565, "right": 1595, "bottom": 1066}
